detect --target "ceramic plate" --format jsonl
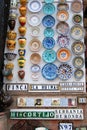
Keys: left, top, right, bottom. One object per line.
{"left": 42, "top": 63, "right": 58, "bottom": 80}
{"left": 44, "top": 28, "right": 54, "bottom": 37}
{"left": 42, "top": 15, "right": 55, "bottom": 27}
{"left": 42, "top": 49, "right": 56, "bottom": 63}
{"left": 57, "top": 35, "right": 70, "bottom": 47}
{"left": 57, "top": 3, "right": 69, "bottom": 10}
{"left": 73, "top": 56, "right": 84, "bottom": 68}
{"left": 71, "top": 0, "right": 83, "bottom": 13}
{"left": 43, "top": 3, "right": 55, "bottom": 15}
{"left": 74, "top": 69, "right": 84, "bottom": 80}
{"left": 44, "top": 0, "right": 54, "bottom": 3}
{"left": 58, "top": 64, "right": 73, "bottom": 80}
{"left": 30, "top": 53, "right": 41, "bottom": 64}
{"left": 31, "top": 64, "right": 40, "bottom": 73}
{"left": 56, "top": 22, "right": 69, "bottom": 35}
{"left": 30, "top": 39, "right": 41, "bottom": 51}
{"left": 70, "top": 25, "right": 85, "bottom": 40}
{"left": 31, "top": 27, "right": 40, "bottom": 37}
{"left": 57, "top": 48, "right": 71, "bottom": 62}
{"left": 42, "top": 37, "right": 55, "bottom": 49}
{"left": 28, "top": 0, "right": 42, "bottom": 12}
{"left": 73, "top": 14, "right": 82, "bottom": 24}
{"left": 31, "top": 72, "right": 40, "bottom": 80}
{"left": 72, "top": 41, "right": 85, "bottom": 55}
{"left": 57, "top": 10, "right": 69, "bottom": 21}
{"left": 28, "top": 14, "right": 41, "bottom": 26}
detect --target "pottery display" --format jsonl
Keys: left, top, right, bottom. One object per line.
{"left": 18, "top": 70, "right": 25, "bottom": 79}
{"left": 30, "top": 53, "right": 41, "bottom": 64}
{"left": 6, "top": 73, "right": 13, "bottom": 80}
{"left": 74, "top": 69, "right": 84, "bottom": 80}
{"left": 2, "top": 69, "right": 12, "bottom": 77}
{"left": 73, "top": 14, "right": 82, "bottom": 24}
{"left": 44, "top": 0, "right": 54, "bottom": 3}
{"left": 57, "top": 3, "right": 69, "bottom": 10}
{"left": 18, "top": 48, "right": 26, "bottom": 57}
{"left": 29, "top": 39, "right": 41, "bottom": 51}
{"left": 5, "top": 63, "right": 14, "bottom": 70}
{"left": 18, "top": 26, "right": 26, "bottom": 36}
{"left": 19, "top": 6, "right": 27, "bottom": 16}
{"left": 18, "top": 57, "right": 26, "bottom": 68}
{"left": 20, "top": 0, "right": 27, "bottom": 5}
{"left": 10, "top": 0, "right": 18, "bottom": 9}
{"left": 6, "top": 40, "right": 16, "bottom": 50}
{"left": 18, "top": 16, "right": 26, "bottom": 26}
{"left": 18, "top": 37, "right": 26, "bottom": 48}
{"left": 4, "top": 53, "right": 17, "bottom": 61}
{"left": 73, "top": 56, "right": 84, "bottom": 68}
{"left": 44, "top": 28, "right": 54, "bottom": 37}
{"left": 57, "top": 10, "right": 69, "bottom": 21}
{"left": 31, "top": 64, "right": 40, "bottom": 73}
{"left": 30, "top": 27, "right": 40, "bottom": 37}
{"left": 43, "top": 3, "right": 55, "bottom": 15}
{"left": 9, "top": 9, "right": 18, "bottom": 20}
{"left": 8, "top": 19, "right": 16, "bottom": 30}
{"left": 7, "top": 30, "right": 17, "bottom": 40}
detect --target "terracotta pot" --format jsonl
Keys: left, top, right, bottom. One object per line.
{"left": 18, "top": 57, "right": 26, "bottom": 68}
{"left": 18, "top": 26, "right": 26, "bottom": 36}
{"left": 18, "top": 16, "right": 26, "bottom": 26}
{"left": 9, "top": 9, "right": 18, "bottom": 19}
{"left": 6, "top": 40, "right": 16, "bottom": 50}
{"left": 20, "top": 0, "right": 27, "bottom": 5}
{"left": 18, "top": 70, "right": 25, "bottom": 79}
{"left": 19, "top": 6, "right": 27, "bottom": 16}
{"left": 5, "top": 63, "right": 14, "bottom": 70}
{"left": 8, "top": 19, "right": 16, "bottom": 30}
{"left": 18, "top": 48, "right": 26, "bottom": 57}
{"left": 7, "top": 30, "right": 17, "bottom": 40}
{"left": 6, "top": 73, "right": 13, "bottom": 80}
{"left": 18, "top": 37, "right": 26, "bottom": 47}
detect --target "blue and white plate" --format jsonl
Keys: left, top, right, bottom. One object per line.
{"left": 44, "top": 28, "right": 54, "bottom": 37}
{"left": 43, "top": 3, "right": 55, "bottom": 15}
{"left": 42, "top": 63, "right": 58, "bottom": 80}
{"left": 42, "top": 49, "right": 56, "bottom": 63}
{"left": 42, "top": 15, "right": 55, "bottom": 27}
{"left": 43, "top": 37, "right": 55, "bottom": 49}
{"left": 31, "top": 64, "right": 40, "bottom": 73}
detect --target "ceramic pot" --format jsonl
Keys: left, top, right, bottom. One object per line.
{"left": 6, "top": 40, "right": 16, "bottom": 50}
{"left": 18, "top": 57, "right": 26, "bottom": 68}
{"left": 6, "top": 73, "right": 13, "bottom": 80}
{"left": 18, "top": 70, "right": 25, "bottom": 79}
{"left": 10, "top": 0, "right": 18, "bottom": 9}
{"left": 18, "top": 48, "right": 26, "bottom": 57}
{"left": 19, "top": 6, "right": 27, "bottom": 16}
{"left": 5, "top": 63, "right": 14, "bottom": 70}
{"left": 20, "top": 0, "right": 27, "bottom": 5}
{"left": 2, "top": 69, "right": 12, "bottom": 76}
{"left": 9, "top": 9, "right": 18, "bottom": 19}
{"left": 4, "top": 53, "right": 17, "bottom": 61}
{"left": 18, "top": 16, "right": 26, "bottom": 26}
{"left": 18, "top": 37, "right": 26, "bottom": 47}
{"left": 18, "top": 26, "right": 26, "bottom": 36}
{"left": 7, "top": 30, "right": 17, "bottom": 40}
{"left": 8, "top": 19, "right": 16, "bottom": 30}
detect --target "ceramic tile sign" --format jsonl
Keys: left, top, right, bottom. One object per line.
{"left": 10, "top": 109, "right": 84, "bottom": 120}
{"left": 59, "top": 123, "right": 72, "bottom": 130}
{"left": 17, "top": 97, "right": 77, "bottom": 107}
{"left": 78, "top": 97, "right": 87, "bottom": 104}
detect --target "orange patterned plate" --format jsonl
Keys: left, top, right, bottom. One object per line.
{"left": 57, "top": 10, "right": 69, "bottom": 21}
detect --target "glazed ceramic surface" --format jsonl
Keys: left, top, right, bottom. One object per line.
{"left": 43, "top": 3, "right": 55, "bottom": 15}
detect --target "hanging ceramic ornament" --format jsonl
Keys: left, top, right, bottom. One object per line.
{"left": 19, "top": 6, "right": 27, "bottom": 16}
{"left": 18, "top": 70, "right": 25, "bottom": 79}
{"left": 18, "top": 26, "right": 26, "bottom": 36}
{"left": 8, "top": 19, "right": 16, "bottom": 30}
{"left": 6, "top": 40, "right": 16, "bottom": 50}
{"left": 18, "top": 57, "right": 26, "bottom": 68}
{"left": 18, "top": 16, "right": 26, "bottom": 26}
{"left": 18, "top": 48, "right": 26, "bottom": 57}
{"left": 20, "top": 0, "right": 27, "bottom": 6}
{"left": 18, "top": 37, "right": 26, "bottom": 48}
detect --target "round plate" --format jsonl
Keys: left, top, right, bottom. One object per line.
{"left": 42, "top": 37, "right": 55, "bottom": 49}
{"left": 30, "top": 53, "right": 41, "bottom": 64}
{"left": 71, "top": 0, "right": 83, "bottom": 13}
{"left": 73, "top": 56, "right": 84, "bottom": 68}
{"left": 72, "top": 41, "right": 85, "bottom": 55}
{"left": 70, "top": 25, "right": 85, "bottom": 40}
{"left": 44, "top": 0, "right": 54, "bottom": 3}
{"left": 28, "top": 14, "right": 41, "bottom": 26}
{"left": 73, "top": 14, "right": 82, "bottom": 24}
{"left": 43, "top": 3, "right": 55, "bottom": 15}
{"left": 31, "top": 64, "right": 40, "bottom": 73}
{"left": 42, "top": 49, "right": 56, "bottom": 63}
{"left": 57, "top": 10, "right": 69, "bottom": 21}
{"left": 42, "top": 63, "right": 58, "bottom": 80}
{"left": 58, "top": 64, "right": 73, "bottom": 80}
{"left": 56, "top": 22, "right": 69, "bottom": 35}
{"left": 44, "top": 28, "right": 54, "bottom": 37}
{"left": 30, "top": 39, "right": 41, "bottom": 51}
{"left": 74, "top": 69, "right": 84, "bottom": 80}
{"left": 57, "top": 48, "right": 71, "bottom": 62}
{"left": 28, "top": 0, "right": 42, "bottom": 12}
{"left": 57, "top": 35, "right": 70, "bottom": 47}
{"left": 31, "top": 72, "right": 40, "bottom": 80}
{"left": 31, "top": 27, "right": 40, "bottom": 37}
{"left": 42, "top": 15, "right": 55, "bottom": 27}
{"left": 57, "top": 3, "right": 69, "bottom": 10}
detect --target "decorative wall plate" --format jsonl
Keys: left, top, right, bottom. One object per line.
{"left": 28, "top": 0, "right": 42, "bottom": 12}
{"left": 30, "top": 53, "right": 41, "bottom": 64}
{"left": 57, "top": 10, "right": 69, "bottom": 21}
{"left": 74, "top": 69, "right": 84, "bottom": 80}
{"left": 73, "top": 14, "right": 82, "bottom": 24}
{"left": 57, "top": 35, "right": 70, "bottom": 47}
{"left": 42, "top": 63, "right": 58, "bottom": 80}
{"left": 30, "top": 39, "right": 41, "bottom": 51}
{"left": 44, "top": 28, "right": 54, "bottom": 37}
{"left": 42, "top": 15, "right": 55, "bottom": 27}
{"left": 31, "top": 72, "right": 40, "bottom": 81}
{"left": 70, "top": 25, "right": 85, "bottom": 40}
{"left": 72, "top": 41, "right": 85, "bottom": 55}
{"left": 42, "top": 49, "right": 56, "bottom": 63}
{"left": 58, "top": 64, "right": 73, "bottom": 80}
{"left": 73, "top": 56, "right": 84, "bottom": 68}
{"left": 31, "top": 65, "right": 40, "bottom": 73}
{"left": 28, "top": 14, "right": 41, "bottom": 26}
{"left": 57, "top": 3, "right": 69, "bottom": 10}
{"left": 4, "top": 53, "right": 17, "bottom": 61}
{"left": 43, "top": 3, "right": 55, "bottom": 15}
{"left": 56, "top": 22, "right": 69, "bottom": 35}
{"left": 44, "top": 0, "right": 54, "bottom": 3}
{"left": 31, "top": 27, "right": 40, "bottom": 37}
{"left": 71, "top": 0, "right": 83, "bottom": 13}
{"left": 42, "top": 37, "right": 55, "bottom": 49}
{"left": 57, "top": 48, "right": 71, "bottom": 62}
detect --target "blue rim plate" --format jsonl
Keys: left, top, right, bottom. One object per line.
{"left": 42, "top": 49, "right": 56, "bottom": 63}
{"left": 44, "top": 0, "right": 54, "bottom": 3}
{"left": 43, "top": 3, "right": 55, "bottom": 15}
{"left": 42, "top": 15, "right": 55, "bottom": 27}
{"left": 42, "top": 63, "right": 58, "bottom": 80}
{"left": 31, "top": 64, "right": 40, "bottom": 73}
{"left": 44, "top": 28, "right": 54, "bottom": 37}
{"left": 42, "top": 37, "right": 55, "bottom": 49}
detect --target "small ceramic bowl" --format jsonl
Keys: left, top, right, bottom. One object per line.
{"left": 31, "top": 64, "right": 40, "bottom": 73}
{"left": 31, "top": 27, "right": 40, "bottom": 37}
{"left": 30, "top": 53, "right": 41, "bottom": 64}
{"left": 73, "top": 56, "right": 84, "bottom": 68}
{"left": 28, "top": 0, "right": 42, "bottom": 12}
{"left": 57, "top": 3, "right": 69, "bottom": 10}
{"left": 43, "top": 3, "right": 55, "bottom": 15}
{"left": 72, "top": 14, "right": 82, "bottom": 24}
{"left": 44, "top": 28, "right": 54, "bottom": 37}
{"left": 29, "top": 39, "right": 41, "bottom": 51}
{"left": 4, "top": 53, "right": 17, "bottom": 61}
{"left": 57, "top": 10, "right": 69, "bottom": 21}
{"left": 74, "top": 69, "right": 84, "bottom": 80}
